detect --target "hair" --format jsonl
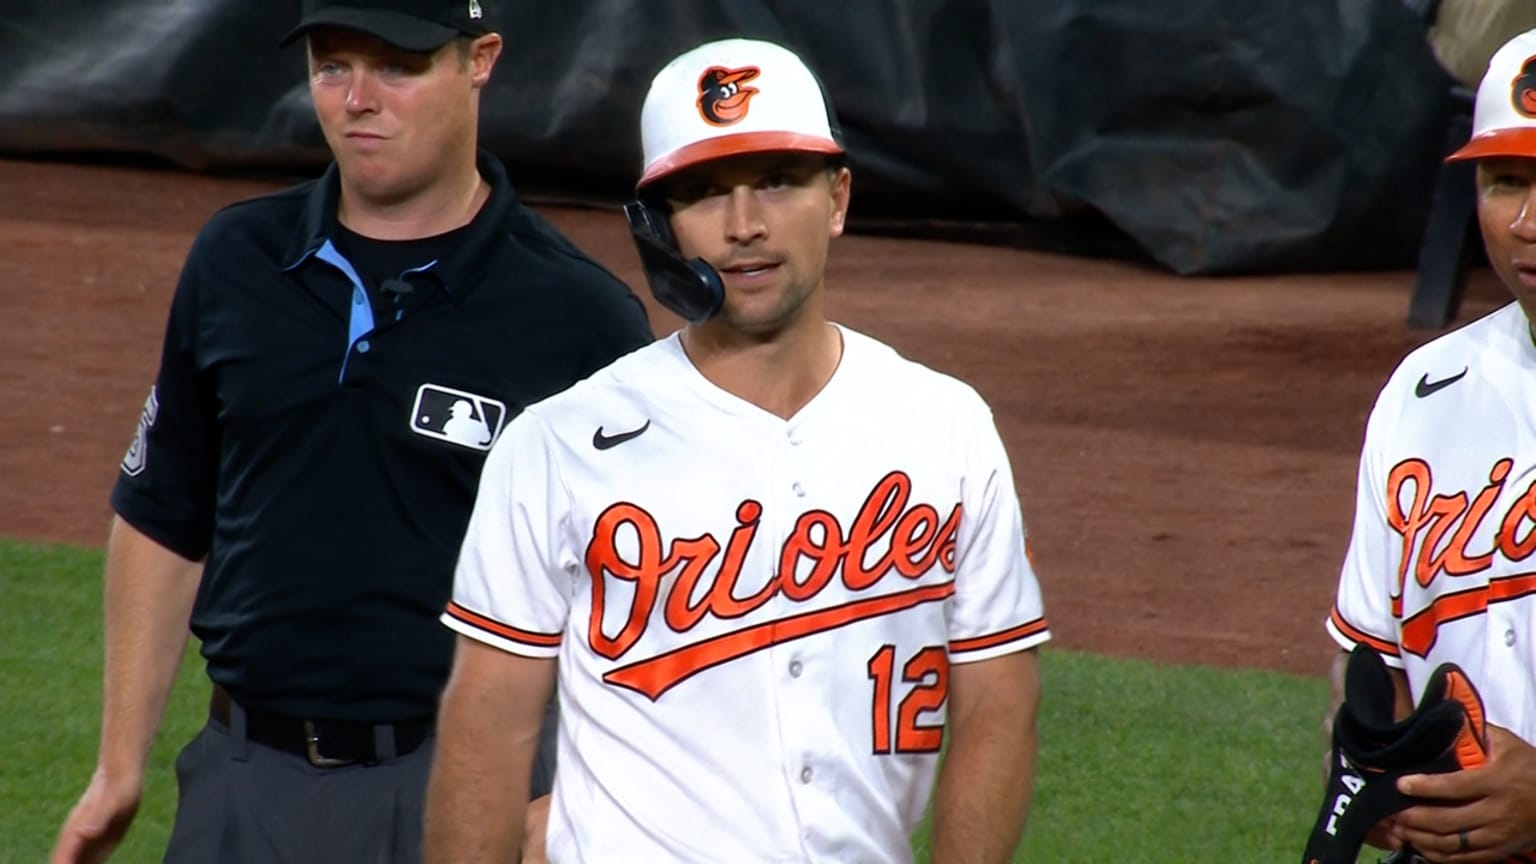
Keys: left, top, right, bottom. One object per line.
{"left": 452, "top": 35, "right": 475, "bottom": 71}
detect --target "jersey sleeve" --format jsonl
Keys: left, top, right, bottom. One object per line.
{"left": 1326, "top": 388, "right": 1405, "bottom": 665}
{"left": 946, "top": 397, "right": 1050, "bottom": 663}
{"left": 109, "top": 230, "right": 220, "bottom": 562}
{"left": 443, "top": 409, "right": 577, "bottom": 658}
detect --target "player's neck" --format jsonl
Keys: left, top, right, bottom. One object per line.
{"left": 336, "top": 162, "right": 488, "bottom": 241}
{"left": 682, "top": 318, "right": 843, "bottom": 420}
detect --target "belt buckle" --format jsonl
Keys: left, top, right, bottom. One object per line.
{"left": 302, "top": 720, "right": 358, "bottom": 768}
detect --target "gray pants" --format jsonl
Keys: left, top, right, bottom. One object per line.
{"left": 164, "top": 697, "right": 558, "bottom": 864}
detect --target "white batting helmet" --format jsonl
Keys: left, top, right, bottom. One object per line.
{"left": 636, "top": 38, "right": 845, "bottom": 189}
{"left": 1449, "top": 28, "right": 1536, "bottom": 161}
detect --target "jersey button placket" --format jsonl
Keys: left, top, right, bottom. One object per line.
{"left": 787, "top": 425, "right": 807, "bottom": 498}
{"left": 1490, "top": 607, "right": 1517, "bottom": 650}
{"left": 776, "top": 420, "right": 823, "bottom": 799}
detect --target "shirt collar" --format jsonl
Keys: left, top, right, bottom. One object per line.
{"left": 283, "top": 149, "right": 517, "bottom": 302}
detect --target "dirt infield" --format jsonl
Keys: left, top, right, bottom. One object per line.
{"left": 0, "top": 157, "right": 1512, "bottom": 678}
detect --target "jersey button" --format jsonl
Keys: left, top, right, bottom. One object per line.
{"left": 1506, "top": 628, "right": 1517, "bottom": 647}
{"left": 789, "top": 660, "right": 803, "bottom": 677}
{"left": 799, "top": 765, "right": 813, "bottom": 784}
{"left": 356, "top": 340, "right": 371, "bottom": 353}
{"left": 788, "top": 432, "right": 803, "bottom": 446}
{"left": 792, "top": 482, "right": 805, "bottom": 497}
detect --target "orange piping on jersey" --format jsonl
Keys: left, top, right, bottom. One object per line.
{"left": 584, "top": 470, "right": 962, "bottom": 664}
{"left": 1399, "top": 572, "right": 1536, "bottom": 657}
{"left": 1327, "top": 606, "right": 1400, "bottom": 657}
{"left": 603, "top": 582, "right": 956, "bottom": 700}
{"left": 949, "top": 618, "right": 1049, "bottom": 654}
{"left": 445, "top": 600, "right": 563, "bottom": 647}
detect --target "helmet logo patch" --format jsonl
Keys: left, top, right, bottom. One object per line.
{"left": 696, "top": 65, "right": 760, "bottom": 126}
{"left": 1513, "top": 56, "right": 1536, "bottom": 117}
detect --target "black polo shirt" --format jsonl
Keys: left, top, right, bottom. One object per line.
{"left": 112, "top": 151, "right": 652, "bottom": 722}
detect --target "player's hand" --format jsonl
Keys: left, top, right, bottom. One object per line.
{"left": 1391, "top": 725, "right": 1536, "bottom": 862}
{"left": 49, "top": 767, "right": 143, "bottom": 864}
{"left": 1365, "top": 815, "right": 1405, "bottom": 853}
{"left": 521, "top": 793, "right": 551, "bottom": 864}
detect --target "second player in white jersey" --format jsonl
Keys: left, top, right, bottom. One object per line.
{"left": 1330, "top": 301, "right": 1536, "bottom": 740}
{"left": 445, "top": 326, "right": 1048, "bottom": 861}
{"left": 1323, "top": 27, "right": 1536, "bottom": 860}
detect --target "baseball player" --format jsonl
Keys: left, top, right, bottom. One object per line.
{"left": 424, "top": 37, "right": 1050, "bottom": 863}
{"left": 1324, "top": 28, "right": 1536, "bottom": 863}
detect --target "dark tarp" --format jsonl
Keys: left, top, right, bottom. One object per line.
{"left": 0, "top": 0, "right": 1454, "bottom": 274}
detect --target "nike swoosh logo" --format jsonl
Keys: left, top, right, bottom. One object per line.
{"left": 1414, "top": 368, "right": 1468, "bottom": 398}
{"left": 593, "top": 420, "right": 651, "bottom": 450}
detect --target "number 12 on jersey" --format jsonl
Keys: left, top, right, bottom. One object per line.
{"left": 867, "top": 644, "right": 949, "bottom": 754}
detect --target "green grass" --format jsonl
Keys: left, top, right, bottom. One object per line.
{"left": 1, "top": 538, "right": 1366, "bottom": 863}
{"left": 0, "top": 541, "right": 205, "bottom": 864}
{"left": 1000, "top": 652, "right": 1337, "bottom": 862}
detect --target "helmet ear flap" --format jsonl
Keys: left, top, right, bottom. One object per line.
{"left": 622, "top": 197, "right": 725, "bottom": 323}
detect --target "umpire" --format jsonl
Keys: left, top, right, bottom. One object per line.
{"left": 49, "top": 1, "right": 652, "bottom": 862}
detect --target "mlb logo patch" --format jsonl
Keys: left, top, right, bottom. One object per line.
{"left": 410, "top": 384, "right": 507, "bottom": 450}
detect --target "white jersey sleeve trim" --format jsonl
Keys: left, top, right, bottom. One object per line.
{"left": 945, "top": 390, "right": 1050, "bottom": 661}
{"left": 445, "top": 406, "right": 577, "bottom": 658}
{"left": 948, "top": 616, "right": 1050, "bottom": 663}
{"left": 1323, "top": 605, "right": 1404, "bottom": 668}
{"left": 441, "top": 600, "right": 563, "bottom": 658}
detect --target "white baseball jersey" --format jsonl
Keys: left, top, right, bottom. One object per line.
{"left": 1330, "top": 301, "right": 1536, "bottom": 741}
{"left": 445, "top": 324, "right": 1050, "bottom": 863}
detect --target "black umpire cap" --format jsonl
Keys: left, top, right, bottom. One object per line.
{"left": 281, "top": 0, "right": 493, "bottom": 53}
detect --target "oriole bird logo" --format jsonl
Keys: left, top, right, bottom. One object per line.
{"left": 696, "top": 65, "right": 760, "bottom": 126}
{"left": 1515, "top": 57, "right": 1536, "bottom": 117}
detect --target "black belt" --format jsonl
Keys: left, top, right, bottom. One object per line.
{"left": 209, "top": 685, "right": 433, "bottom": 768}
